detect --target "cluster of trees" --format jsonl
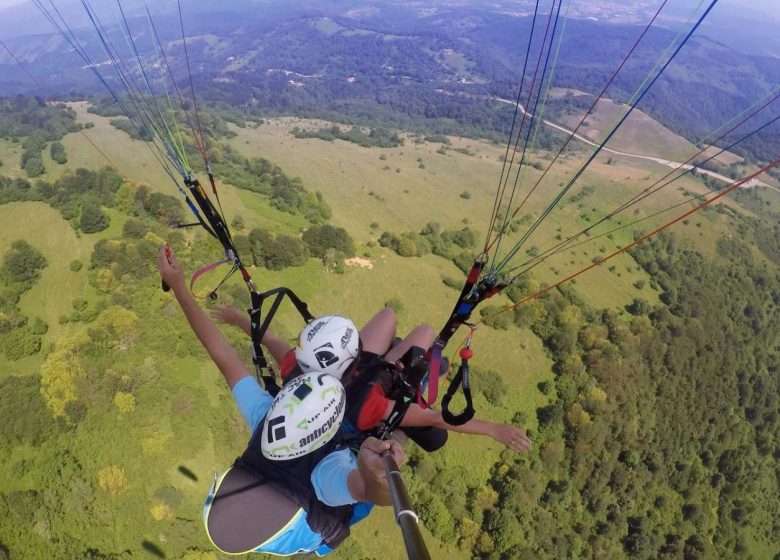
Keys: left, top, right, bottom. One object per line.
{"left": 0, "top": 240, "right": 49, "bottom": 359}
{"left": 292, "top": 125, "right": 403, "bottom": 148}
{"left": 405, "top": 231, "right": 779, "bottom": 559}
{"left": 302, "top": 223, "right": 355, "bottom": 271}
{"left": 379, "top": 221, "right": 478, "bottom": 268}
{"left": 89, "top": 95, "right": 238, "bottom": 145}
{"left": 232, "top": 223, "right": 355, "bottom": 271}
{"left": 210, "top": 145, "right": 332, "bottom": 224}
{"left": 1, "top": 97, "right": 78, "bottom": 177}
{"left": 0, "top": 168, "right": 124, "bottom": 234}
{"left": 233, "top": 227, "right": 308, "bottom": 271}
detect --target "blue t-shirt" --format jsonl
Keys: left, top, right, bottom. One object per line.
{"left": 213, "top": 375, "right": 371, "bottom": 555}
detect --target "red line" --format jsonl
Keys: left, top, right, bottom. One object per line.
{"left": 1, "top": 37, "right": 125, "bottom": 175}
{"left": 479, "top": 156, "right": 780, "bottom": 323}
{"left": 485, "top": 0, "right": 671, "bottom": 254}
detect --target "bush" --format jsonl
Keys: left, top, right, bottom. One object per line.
{"left": 69, "top": 260, "right": 83, "bottom": 272}
{"left": 470, "top": 367, "right": 507, "bottom": 406}
{"left": 385, "top": 297, "right": 404, "bottom": 314}
{"left": 122, "top": 219, "right": 146, "bottom": 239}
{"left": 442, "top": 276, "right": 462, "bottom": 290}
{"left": 480, "top": 304, "right": 511, "bottom": 330}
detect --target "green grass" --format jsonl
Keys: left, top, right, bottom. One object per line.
{"left": 223, "top": 116, "right": 765, "bottom": 315}
{"left": 0, "top": 139, "right": 23, "bottom": 177}
{"left": 0, "top": 203, "right": 88, "bottom": 342}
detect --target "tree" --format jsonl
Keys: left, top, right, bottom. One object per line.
{"left": 263, "top": 235, "right": 308, "bottom": 270}
{"left": 302, "top": 224, "right": 355, "bottom": 258}
{"left": 2, "top": 240, "right": 47, "bottom": 284}
{"left": 79, "top": 202, "right": 110, "bottom": 233}
{"left": 23, "top": 156, "right": 45, "bottom": 177}
{"left": 50, "top": 141, "right": 67, "bottom": 164}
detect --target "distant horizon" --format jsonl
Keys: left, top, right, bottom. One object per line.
{"left": 1, "top": 0, "right": 778, "bottom": 20}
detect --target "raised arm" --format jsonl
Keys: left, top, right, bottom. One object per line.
{"left": 400, "top": 404, "right": 532, "bottom": 453}
{"left": 157, "top": 246, "right": 250, "bottom": 389}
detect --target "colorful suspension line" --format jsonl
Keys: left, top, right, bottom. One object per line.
{"left": 507, "top": 98, "right": 780, "bottom": 276}
{"left": 439, "top": 0, "right": 722, "bottom": 420}
{"left": 478, "top": 157, "right": 780, "bottom": 326}
{"left": 484, "top": 0, "right": 544, "bottom": 252}
{"left": 490, "top": 0, "right": 567, "bottom": 275}
{"left": 490, "top": 0, "right": 720, "bottom": 278}
{"left": 485, "top": 0, "right": 672, "bottom": 257}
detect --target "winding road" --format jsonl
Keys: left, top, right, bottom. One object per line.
{"left": 439, "top": 89, "right": 776, "bottom": 192}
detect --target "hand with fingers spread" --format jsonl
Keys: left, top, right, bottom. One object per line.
{"left": 489, "top": 423, "right": 532, "bottom": 453}
{"left": 212, "top": 303, "right": 248, "bottom": 328}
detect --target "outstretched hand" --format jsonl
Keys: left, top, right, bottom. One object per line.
{"left": 212, "top": 304, "right": 246, "bottom": 327}
{"left": 157, "top": 245, "right": 186, "bottom": 294}
{"left": 490, "top": 423, "right": 532, "bottom": 453}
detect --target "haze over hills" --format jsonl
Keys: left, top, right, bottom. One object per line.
{"left": 1, "top": 0, "right": 779, "bottom": 166}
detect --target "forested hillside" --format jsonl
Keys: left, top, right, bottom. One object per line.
{"left": 2, "top": 2, "right": 779, "bottom": 165}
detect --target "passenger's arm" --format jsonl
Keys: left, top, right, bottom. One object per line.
{"left": 400, "top": 404, "right": 532, "bottom": 452}
{"left": 212, "top": 304, "right": 293, "bottom": 364}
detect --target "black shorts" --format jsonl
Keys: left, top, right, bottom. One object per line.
{"left": 401, "top": 425, "right": 448, "bottom": 452}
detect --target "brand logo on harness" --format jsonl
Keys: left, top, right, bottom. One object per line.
{"left": 306, "top": 320, "right": 326, "bottom": 342}
{"left": 314, "top": 343, "right": 339, "bottom": 368}
{"left": 340, "top": 327, "right": 354, "bottom": 350}
{"left": 298, "top": 391, "right": 345, "bottom": 448}
{"left": 266, "top": 415, "right": 286, "bottom": 443}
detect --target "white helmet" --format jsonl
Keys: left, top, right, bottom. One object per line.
{"left": 295, "top": 316, "right": 360, "bottom": 379}
{"left": 261, "top": 373, "right": 346, "bottom": 461}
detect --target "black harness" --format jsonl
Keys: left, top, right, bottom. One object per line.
{"left": 236, "top": 417, "right": 355, "bottom": 549}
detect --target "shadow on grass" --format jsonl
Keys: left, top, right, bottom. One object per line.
{"left": 178, "top": 465, "right": 198, "bottom": 482}
{"left": 142, "top": 540, "right": 166, "bottom": 558}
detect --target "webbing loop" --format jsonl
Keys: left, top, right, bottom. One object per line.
{"left": 441, "top": 327, "right": 476, "bottom": 426}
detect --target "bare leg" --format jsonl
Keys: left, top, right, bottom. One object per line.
{"left": 359, "top": 307, "right": 397, "bottom": 355}
{"left": 384, "top": 324, "right": 435, "bottom": 364}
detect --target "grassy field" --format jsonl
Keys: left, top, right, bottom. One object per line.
{"left": 226, "top": 116, "right": 753, "bottom": 308}
{"left": 0, "top": 203, "right": 87, "bottom": 358}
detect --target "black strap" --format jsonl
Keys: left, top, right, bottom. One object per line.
{"left": 441, "top": 360, "right": 475, "bottom": 426}
{"left": 377, "top": 346, "right": 429, "bottom": 440}
{"left": 185, "top": 177, "right": 235, "bottom": 253}
{"left": 249, "top": 286, "right": 315, "bottom": 394}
